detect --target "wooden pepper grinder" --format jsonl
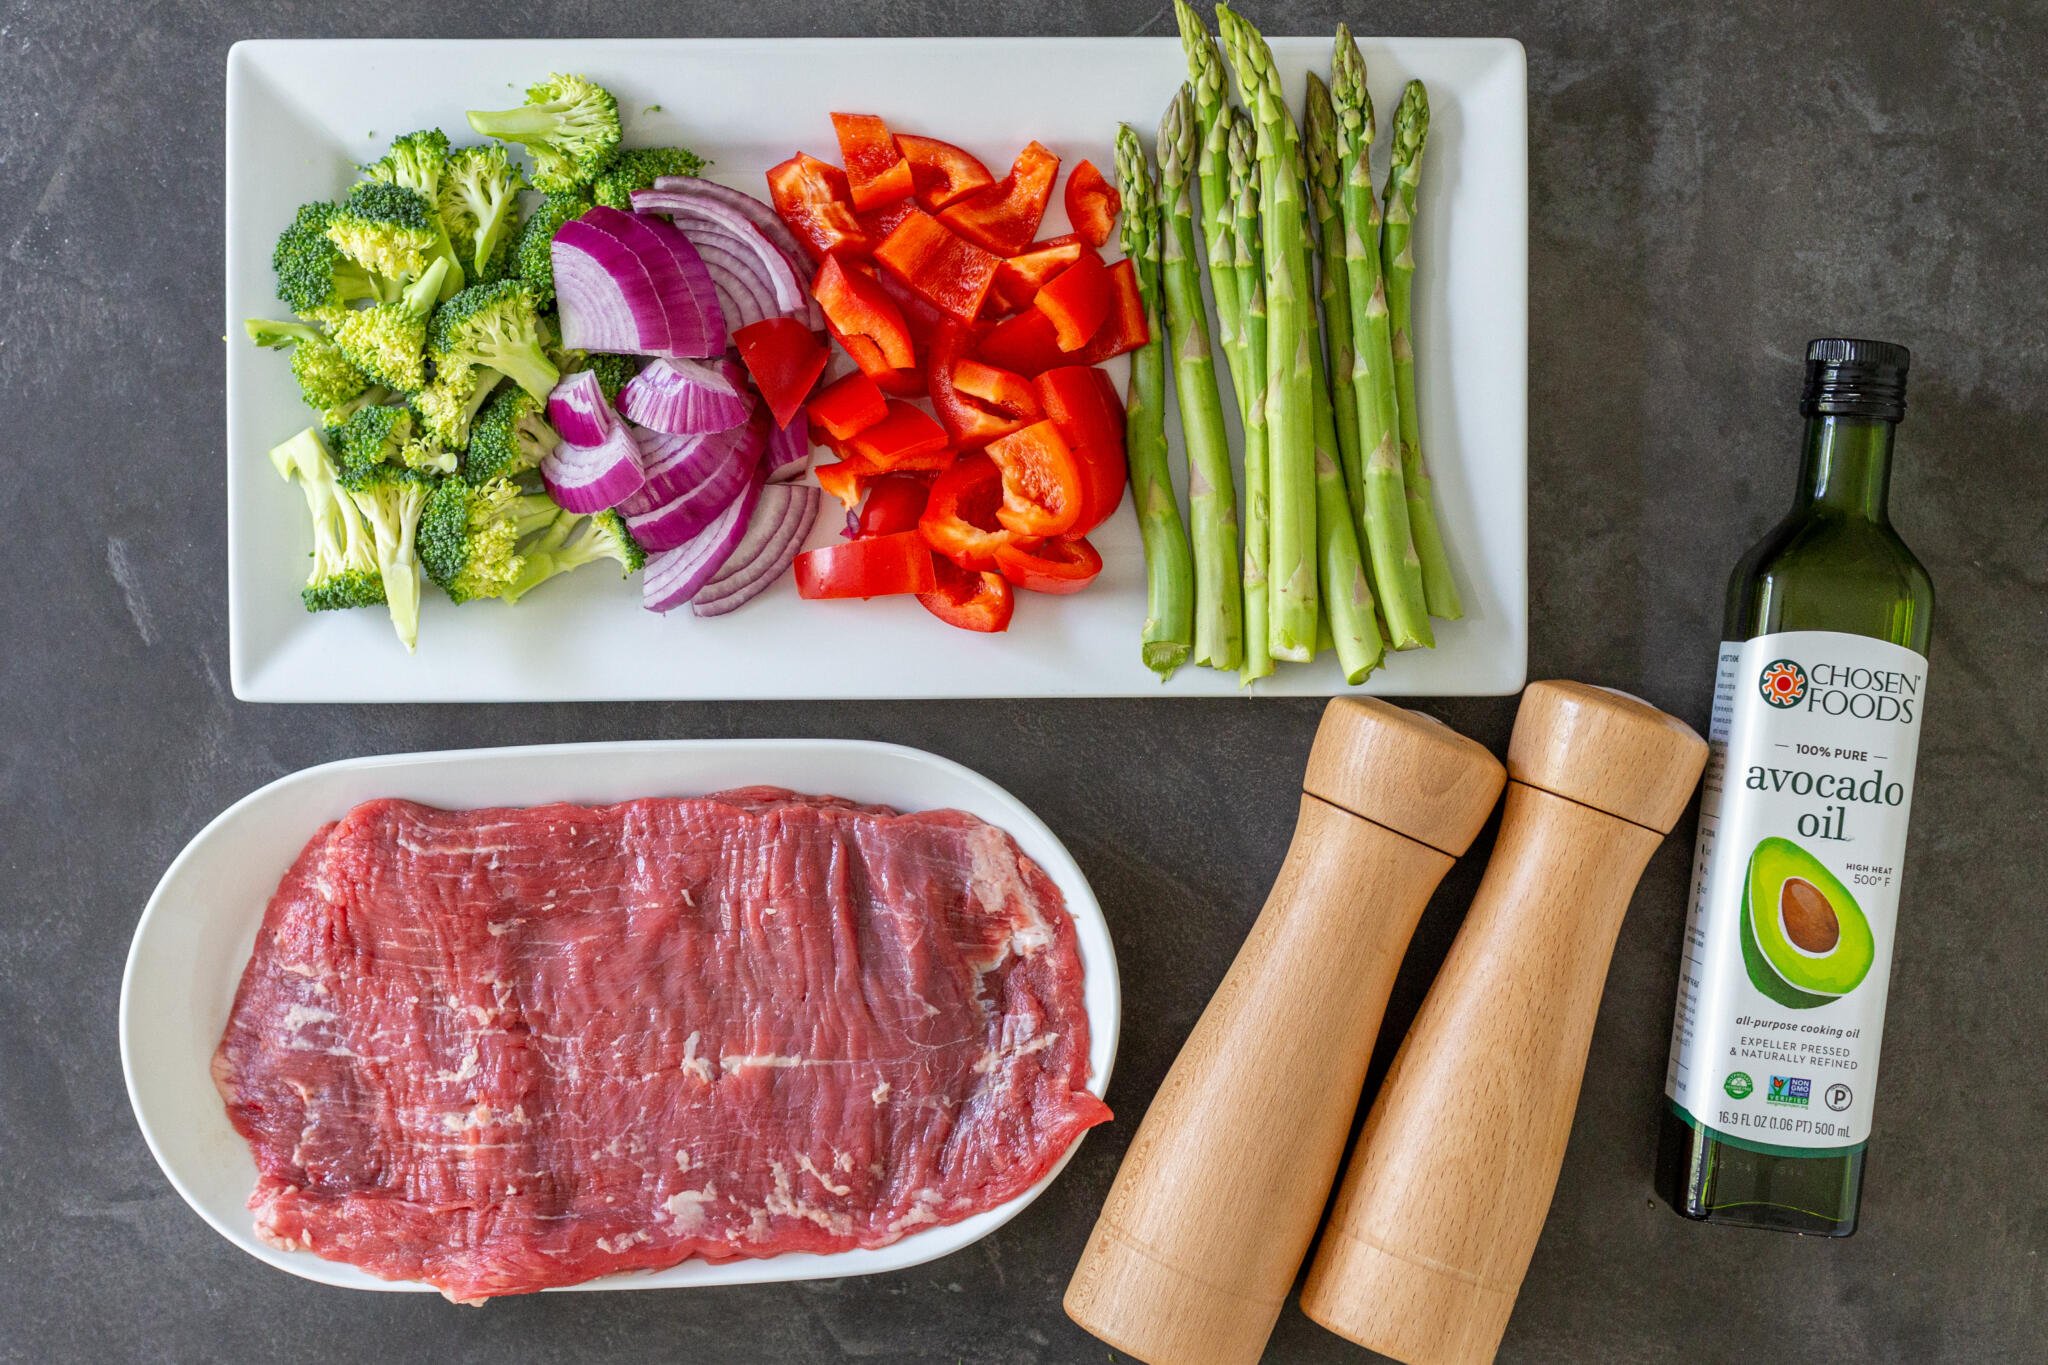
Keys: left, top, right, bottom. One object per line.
{"left": 1300, "top": 681, "right": 1707, "bottom": 1365}
{"left": 1064, "top": 698, "right": 1506, "bottom": 1365}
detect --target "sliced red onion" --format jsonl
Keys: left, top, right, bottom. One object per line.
{"left": 541, "top": 423, "right": 646, "bottom": 513}
{"left": 762, "top": 415, "right": 814, "bottom": 485}
{"left": 650, "top": 176, "right": 811, "bottom": 279}
{"left": 633, "top": 411, "right": 766, "bottom": 506}
{"left": 552, "top": 217, "right": 671, "bottom": 355}
{"left": 692, "top": 485, "right": 820, "bottom": 617}
{"left": 632, "top": 188, "right": 811, "bottom": 326}
{"left": 641, "top": 180, "right": 824, "bottom": 331}
{"left": 681, "top": 230, "right": 780, "bottom": 332}
{"left": 642, "top": 475, "right": 765, "bottom": 613}
{"left": 546, "top": 370, "right": 618, "bottom": 448}
{"left": 618, "top": 356, "right": 751, "bottom": 435}
{"left": 620, "top": 209, "right": 729, "bottom": 357}
{"left": 623, "top": 417, "right": 767, "bottom": 550}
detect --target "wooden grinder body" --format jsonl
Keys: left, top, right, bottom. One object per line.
{"left": 1063, "top": 700, "right": 1505, "bottom": 1365}
{"left": 1300, "top": 682, "right": 1708, "bottom": 1365}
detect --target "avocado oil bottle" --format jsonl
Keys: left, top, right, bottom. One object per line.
{"left": 1658, "top": 339, "right": 1933, "bottom": 1235}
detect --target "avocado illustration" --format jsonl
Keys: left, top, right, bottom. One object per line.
{"left": 1740, "top": 837, "right": 1875, "bottom": 1008}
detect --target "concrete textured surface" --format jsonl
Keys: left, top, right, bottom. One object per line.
{"left": 2, "top": 1, "right": 2044, "bottom": 1361}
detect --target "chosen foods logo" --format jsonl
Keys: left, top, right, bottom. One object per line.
{"left": 1759, "top": 660, "right": 1807, "bottom": 708}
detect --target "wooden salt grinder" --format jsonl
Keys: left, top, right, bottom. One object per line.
{"left": 1063, "top": 698, "right": 1506, "bottom": 1365}
{"left": 1299, "top": 681, "right": 1708, "bottom": 1365}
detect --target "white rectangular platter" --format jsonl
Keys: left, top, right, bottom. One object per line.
{"left": 121, "top": 738, "right": 1119, "bottom": 1293}
{"left": 226, "top": 37, "right": 1526, "bottom": 700}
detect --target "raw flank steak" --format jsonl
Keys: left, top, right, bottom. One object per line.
{"left": 213, "top": 788, "right": 1108, "bottom": 1302}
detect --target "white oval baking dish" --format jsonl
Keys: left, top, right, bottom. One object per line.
{"left": 121, "top": 739, "right": 1119, "bottom": 1294}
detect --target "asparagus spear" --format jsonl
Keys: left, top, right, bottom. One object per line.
{"left": 1173, "top": 2, "right": 1246, "bottom": 413}
{"left": 1333, "top": 31, "right": 1434, "bottom": 649}
{"left": 1383, "top": 78, "right": 1462, "bottom": 621}
{"left": 1228, "top": 113, "right": 1274, "bottom": 684}
{"left": 1115, "top": 124, "right": 1195, "bottom": 679}
{"left": 1160, "top": 87, "right": 1244, "bottom": 673}
{"left": 1307, "top": 288, "right": 1385, "bottom": 683}
{"left": 1217, "top": 3, "right": 1318, "bottom": 663}
{"left": 1302, "top": 75, "right": 1366, "bottom": 549}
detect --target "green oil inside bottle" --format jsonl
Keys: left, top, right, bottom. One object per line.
{"left": 1657, "top": 339, "right": 1933, "bottom": 1235}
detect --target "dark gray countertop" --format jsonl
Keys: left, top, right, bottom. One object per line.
{"left": 3, "top": 1, "right": 2042, "bottom": 1361}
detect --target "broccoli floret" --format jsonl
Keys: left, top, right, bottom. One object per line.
{"left": 334, "top": 402, "right": 444, "bottom": 481}
{"left": 580, "top": 353, "right": 642, "bottom": 406}
{"left": 411, "top": 363, "right": 503, "bottom": 450}
{"left": 245, "top": 318, "right": 372, "bottom": 412}
{"left": 328, "top": 257, "right": 448, "bottom": 392}
{"left": 466, "top": 73, "right": 622, "bottom": 193}
{"left": 439, "top": 143, "right": 525, "bottom": 282}
{"left": 360, "top": 129, "right": 468, "bottom": 299}
{"left": 337, "top": 462, "right": 434, "bottom": 651}
{"left": 503, "top": 506, "right": 646, "bottom": 602}
{"left": 419, "top": 476, "right": 560, "bottom": 605}
{"left": 318, "top": 385, "right": 393, "bottom": 430}
{"left": 590, "top": 146, "right": 706, "bottom": 210}
{"left": 510, "top": 190, "right": 590, "bottom": 307}
{"left": 272, "top": 201, "right": 390, "bottom": 317}
{"left": 400, "top": 436, "right": 460, "bottom": 477}
{"left": 426, "top": 280, "right": 560, "bottom": 402}
{"left": 364, "top": 128, "right": 451, "bottom": 198}
{"left": 324, "top": 180, "right": 443, "bottom": 283}
{"left": 464, "top": 386, "right": 559, "bottom": 485}
{"left": 267, "top": 427, "right": 386, "bottom": 612}
{"left": 477, "top": 221, "right": 518, "bottom": 284}
{"left": 335, "top": 402, "right": 411, "bottom": 472}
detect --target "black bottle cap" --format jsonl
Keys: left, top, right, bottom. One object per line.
{"left": 1801, "top": 337, "right": 1909, "bottom": 421}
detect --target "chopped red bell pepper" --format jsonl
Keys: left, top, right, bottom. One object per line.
{"left": 837, "top": 338, "right": 927, "bottom": 398}
{"left": 846, "top": 400, "right": 952, "bottom": 471}
{"left": 1033, "top": 248, "right": 1112, "bottom": 351}
{"left": 938, "top": 141, "right": 1060, "bottom": 257}
{"left": 917, "top": 554, "right": 1014, "bottom": 632}
{"left": 918, "top": 450, "right": 1016, "bottom": 571}
{"left": 807, "top": 371, "right": 890, "bottom": 442}
{"left": 766, "top": 153, "right": 870, "bottom": 260}
{"left": 953, "top": 359, "right": 1042, "bottom": 422}
{"left": 796, "top": 530, "right": 937, "bottom": 599}
{"left": 854, "top": 198, "right": 920, "bottom": 246}
{"left": 1062, "top": 159, "right": 1121, "bottom": 249}
{"left": 830, "top": 112, "right": 915, "bottom": 211}
{"left": 872, "top": 208, "right": 1003, "bottom": 323}
{"left": 731, "top": 317, "right": 829, "bottom": 429}
{"left": 815, "top": 454, "right": 884, "bottom": 510}
{"left": 814, "top": 255, "right": 916, "bottom": 371}
{"left": 896, "top": 134, "right": 995, "bottom": 212}
{"left": 854, "top": 472, "right": 933, "bottom": 538}
{"left": 928, "top": 322, "right": 1032, "bottom": 445}
{"left": 1070, "top": 257, "right": 1150, "bottom": 364}
{"left": 992, "top": 235, "right": 1088, "bottom": 314}
{"left": 974, "top": 307, "right": 1065, "bottom": 376}
{"left": 986, "top": 420, "right": 1088, "bottom": 538}
{"left": 1034, "top": 366, "right": 1127, "bottom": 532}
{"left": 995, "top": 533, "right": 1103, "bottom": 594}
{"left": 869, "top": 263, "right": 953, "bottom": 354}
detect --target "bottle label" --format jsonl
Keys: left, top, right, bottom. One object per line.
{"left": 1665, "top": 631, "right": 1928, "bottom": 1154}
